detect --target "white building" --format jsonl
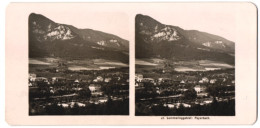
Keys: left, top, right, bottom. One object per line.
{"left": 194, "top": 85, "right": 206, "bottom": 93}
{"left": 52, "top": 77, "right": 66, "bottom": 83}
{"left": 104, "top": 78, "right": 112, "bottom": 83}
{"left": 35, "top": 77, "right": 48, "bottom": 82}
{"left": 98, "top": 97, "right": 108, "bottom": 103}
{"left": 28, "top": 82, "right": 33, "bottom": 87}
{"left": 158, "top": 78, "right": 164, "bottom": 83}
{"left": 74, "top": 79, "right": 79, "bottom": 83}
{"left": 96, "top": 76, "right": 104, "bottom": 82}
{"left": 89, "top": 84, "right": 101, "bottom": 92}
{"left": 135, "top": 74, "right": 143, "bottom": 82}
{"left": 142, "top": 78, "right": 155, "bottom": 83}
{"left": 180, "top": 80, "right": 185, "bottom": 84}
{"left": 29, "top": 73, "right": 36, "bottom": 81}
{"left": 201, "top": 77, "right": 209, "bottom": 83}
{"left": 197, "top": 92, "right": 208, "bottom": 97}
{"left": 93, "top": 76, "right": 104, "bottom": 82}
{"left": 164, "top": 103, "right": 191, "bottom": 109}
{"left": 210, "top": 79, "right": 217, "bottom": 84}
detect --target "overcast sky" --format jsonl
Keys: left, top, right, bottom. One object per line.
{"left": 138, "top": 4, "right": 237, "bottom": 42}
{"left": 33, "top": 3, "right": 238, "bottom": 42}
{"left": 34, "top": 11, "right": 129, "bottom": 40}
{"left": 149, "top": 13, "right": 236, "bottom": 42}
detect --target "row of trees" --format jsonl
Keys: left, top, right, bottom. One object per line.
{"left": 30, "top": 99, "right": 129, "bottom": 115}
{"left": 136, "top": 99, "right": 235, "bottom": 116}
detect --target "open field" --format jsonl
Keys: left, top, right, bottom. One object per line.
{"left": 30, "top": 58, "right": 129, "bottom": 72}
{"left": 136, "top": 58, "right": 234, "bottom": 72}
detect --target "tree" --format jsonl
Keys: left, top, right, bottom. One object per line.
{"left": 206, "top": 85, "right": 219, "bottom": 97}
{"left": 71, "top": 103, "right": 80, "bottom": 115}
{"left": 183, "top": 89, "right": 197, "bottom": 100}
{"left": 45, "top": 103, "right": 64, "bottom": 115}
{"left": 78, "top": 88, "right": 91, "bottom": 99}
{"left": 176, "top": 104, "right": 185, "bottom": 115}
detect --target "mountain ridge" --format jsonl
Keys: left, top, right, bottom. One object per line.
{"left": 29, "top": 13, "right": 129, "bottom": 63}
{"left": 135, "top": 14, "right": 235, "bottom": 64}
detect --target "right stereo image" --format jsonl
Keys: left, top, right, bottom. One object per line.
{"left": 135, "top": 14, "right": 235, "bottom": 116}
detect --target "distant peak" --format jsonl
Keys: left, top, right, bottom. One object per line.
{"left": 29, "top": 13, "right": 47, "bottom": 19}
{"left": 29, "top": 13, "right": 55, "bottom": 24}
{"left": 136, "top": 14, "right": 160, "bottom": 23}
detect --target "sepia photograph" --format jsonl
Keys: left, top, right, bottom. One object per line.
{"left": 135, "top": 14, "right": 235, "bottom": 116}
{"left": 28, "top": 12, "right": 129, "bottom": 115}
{"left": 5, "top": 2, "right": 257, "bottom": 125}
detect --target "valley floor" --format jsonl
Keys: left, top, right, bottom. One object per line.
{"left": 29, "top": 58, "right": 129, "bottom": 115}
{"left": 135, "top": 59, "right": 235, "bottom": 116}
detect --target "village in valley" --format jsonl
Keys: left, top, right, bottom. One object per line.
{"left": 28, "top": 13, "right": 130, "bottom": 115}
{"left": 135, "top": 61, "right": 235, "bottom": 116}
{"left": 29, "top": 59, "right": 129, "bottom": 115}
{"left": 135, "top": 14, "right": 236, "bottom": 116}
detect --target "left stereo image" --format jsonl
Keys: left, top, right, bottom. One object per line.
{"left": 28, "top": 12, "right": 130, "bottom": 115}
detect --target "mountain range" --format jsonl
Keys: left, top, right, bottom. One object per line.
{"left": 29, "top": 13, "right": 129, "bottom": 63}
{"left": 135, "top": 14, "right": 235, "bottom": 64}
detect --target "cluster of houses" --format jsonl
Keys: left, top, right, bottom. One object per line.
{"left": 89, "top": 96, "right": 108, "bottom": 104}
{"left": 163, "top": 103, "right": 191, "bottom": 109}
{"left": 29, "top": 72, "right": 129, "bottom": 107}
{"left": 135, "top": 73, "right": 234, "bottom": 88}
{"left": 29, "top": 73, "right": 127, "bottom": 87}
{"left": 57, "top": 101, "right": 86, "bottom": 108}
{"left": 135, "top": 73, "right": 235, "bottom": 109}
